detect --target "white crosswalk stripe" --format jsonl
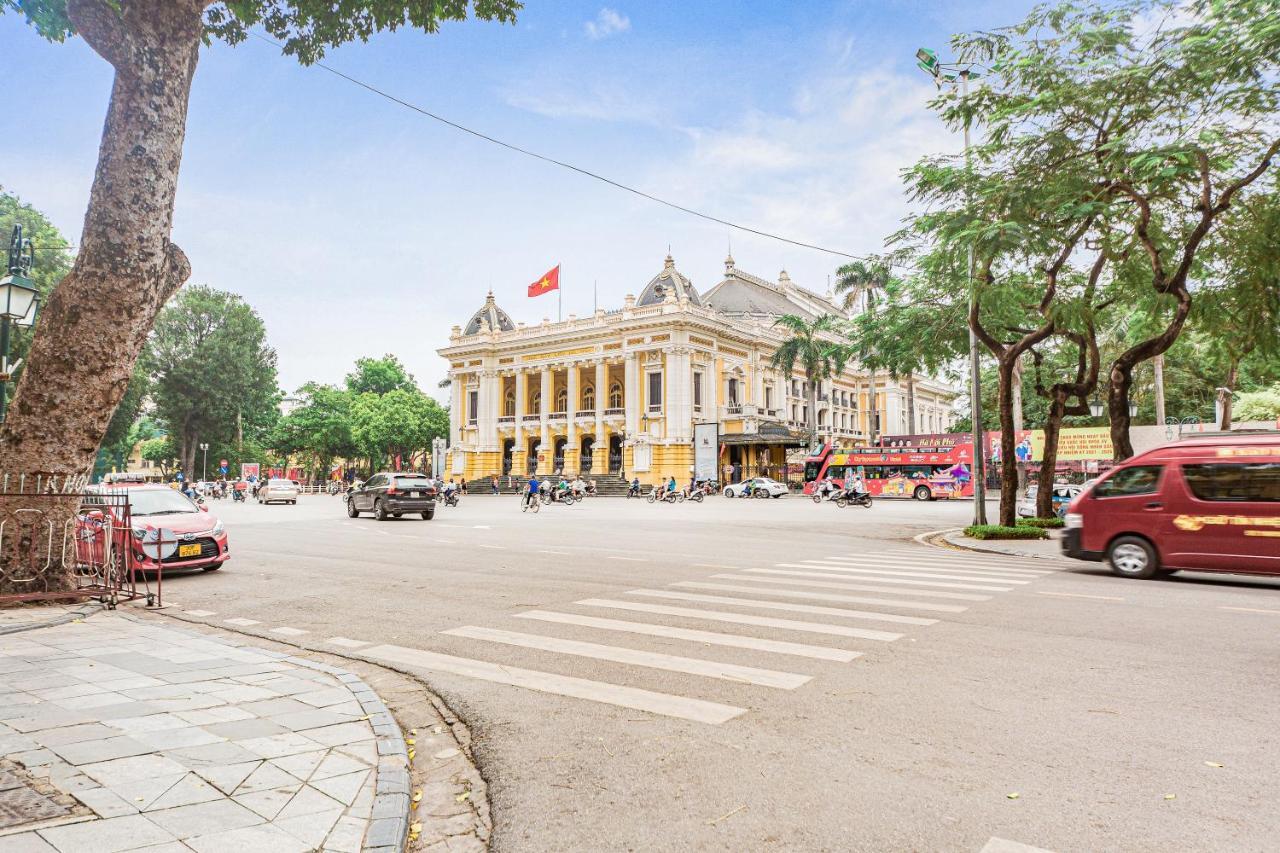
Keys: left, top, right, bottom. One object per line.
{"left": 576, "top": 598, "right": 903, "bottom": 641}
{"left": 685, "top": 579, "right": 969, "bottom": 613}
{"left": 795, "top": 561, "right": 1031, "bottom": 585}
{"left": 515, "top": 611, "right": 861, "bottom": 662}
{"left": 441, "top": 625, "right": 810, "bottom": 689}
{"left": 828, "top": 554, "right": 1050, "bottom": 577}
{"left": 861, "top": 551, "right": 1055, "bottom": 573}
{"left": 740, "top": 569, "right": 993, "bottom": 600}
{"left": 360, "top": 643, "right": 747, "bottom": 724}
{"left": 627, "top": 588, "right": 937, "bottom": 626}
{"left": 774, "top": 564, "right": 1015, "bottom": 592}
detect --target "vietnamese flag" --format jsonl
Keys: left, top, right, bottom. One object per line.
{"left": 528, "top": 265, "right": 560, "bottom": 298}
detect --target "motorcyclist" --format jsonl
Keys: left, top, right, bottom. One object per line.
{"left": 665, "top": 476, "right": 678, "bottom": 502}
{"left": 571, "top": 476, "right": 586, "bottom": 498}
{"left": 845, "top": 472, "right": 867, "bottom": 500}
{"left": 628, "top": 478, "right": 641, "bottom": 498}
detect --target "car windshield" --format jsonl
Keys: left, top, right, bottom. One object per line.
{"left": 269, "top": 479, "right": 293, "bottom": 486}
{"left": 121, "top": 489, "right": 200, "bottom": 517}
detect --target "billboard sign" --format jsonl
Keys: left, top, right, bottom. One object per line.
{"left": 241, "top": 462, "right": 260, "bottom": 481}
{"left": 694, "top": 422, "right": 719, "bottom": 481}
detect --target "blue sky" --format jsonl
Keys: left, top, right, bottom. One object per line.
{"left": 1, "top": 0, "right": 1032, "bottom": 397}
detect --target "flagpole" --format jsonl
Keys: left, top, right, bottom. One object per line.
{"left": 558, "top": 263, "right": 562, "bottom": 322}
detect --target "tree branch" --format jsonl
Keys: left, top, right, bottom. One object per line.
{"left": 66, "top": 0, "right": 131, "bottom": 68}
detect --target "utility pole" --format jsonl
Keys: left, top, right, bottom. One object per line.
{"left": 1153, "top": 354, "right": 1167, "bottom": 426}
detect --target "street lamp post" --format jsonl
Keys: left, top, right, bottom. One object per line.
{"left": 916, "top": 49, "right": 987, "bottom": 525}
{"left": 1165, "top": 416, "right": 1200, "bottom": 440}
{"left": 0, "top": 225, "right": 41, "bottom": 423}
{"left": 199, "top": 442, "right": 209, "bottom": 481}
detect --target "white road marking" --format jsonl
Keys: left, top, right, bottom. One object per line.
{"left": 473, "top": 525, "right": 492, "bottom": 529}
{"left": 802, "top": 561, "right": 1033, "bottom": 585}
{"left": 777, "top": 564, "right": 1016, "bottom": 591}
{"left": 693, "top": 563, "right": 740, "bottom": 570}
{"left": 224, "top": 618, "right": 260, "bottom": 626}
{"left": 634, "top": 588, "right": 936, "bottom": 626}
{"left": 359, "top": 643, "right": 746, "bottom": 725}
{"left": 1035, "top": 591, "right": 1124, "bottom": 602}
{"left": 577, "top": 599, "right": 902, "bottom": 641}
{"left": 538, "top": 550, "right": 569, "bottom": 555}
{"left": 1219, "top": 605, "right": 1280, "bottom": 615}
{"left": 741, "top": 569, "right": 992, "bottom": 601}
{"left": 327, "top": 637, "right": 370, "bottom": 648}
{"left": 433, "top": 538, "right": 457, "bottom": 544}
{"left": 606, "top": 556, "right": 647, "bottom": 562}
{"left": 478, "top": 544, "right": 505, "bottom": 550}
{"left": 980, "top": 837, "right": 1055, "bottom": 853}
{"left": 828, "top": 555, "right": 1050, "bottom": 577}
{"left": 863, "top": 552, "right": 1053, "bottom": 574}
{"left": 183, "top": 610, "right": 216, "bottom": 617}
{"left": 442, "top": 625, "right": 810, "bottom": 689}
{"left": 376, "top": 530, "right": 390, "bottom": 536}
{"left": 516, "top": 611, "right": 859, "bottom": 662}
{"left": 270, "top": 626, "right": 309, "bottom": 636}
{"left": 690, "top": 580, "right": 968, "bottom": 614}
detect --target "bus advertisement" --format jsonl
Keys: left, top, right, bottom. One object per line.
{"left": 802, "top": 443, "right": 975, "bottom": 500}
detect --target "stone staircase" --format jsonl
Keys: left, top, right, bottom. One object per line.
{"left": 459, "top": 473, "right": 640, "bottom": 497}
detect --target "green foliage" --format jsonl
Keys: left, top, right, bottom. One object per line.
{"left": 4, "top": 1, "right": 521, "bottom": 65}
{"left": 350, "top": 388, "right": 448, "bottom": 469}
{"left": 139, "top": 436, "right": 176, "bottom": 477}
{"left": 1234, "top": 385, "right": 1280, "bottom": 421}
{"left": 770, "top": 314, "right": 849, "bottom": 440}
{"left": 963, "top": 525, "right": 1048, "bottom": 540}
{"left": 1016, "top": 517, "right": 1065, "bottom": 529}
{"left": 148, "top": 286, "right": 279, "bottom": 475}
{"left": 272, "top": 383, "right": 357, "bottom": 476}
{"left": 345, "top": 355, "right": 418, "bottom": 396}
{"left": 0, "top": 189, "right": 72, "bottom": 373}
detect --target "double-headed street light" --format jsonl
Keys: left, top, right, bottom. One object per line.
{"left": 916, "top": 47, "right": 987, "bottom": 525}
{"left": 0, "top": 225, "right": 41, "bottom": 423}
{"left": 199, "top": 442, "right": 210, "bottom": 480}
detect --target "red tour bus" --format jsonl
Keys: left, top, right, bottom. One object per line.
{"left": 802, "top": 443, "right": 976, "bottom": 501}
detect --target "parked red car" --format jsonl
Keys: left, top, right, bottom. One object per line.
{"left": 84, "top": 484, "right": 230, "bottom": 572}
{"left": 1062, "top": 433, "right": 1279, "bottom": 578}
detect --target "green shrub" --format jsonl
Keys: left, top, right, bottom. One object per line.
{"left": 963, "top": 524, "right": 1049, "bottom": 540}
{"left": 1016, "top": 517, "right": 1065, "bottom": 529}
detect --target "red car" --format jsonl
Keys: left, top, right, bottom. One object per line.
{"left": 85, "top": 484, "right": 230, "bottom": 573}
{"left": 1063, "top": 433, "right": 1279, "bottom": 578}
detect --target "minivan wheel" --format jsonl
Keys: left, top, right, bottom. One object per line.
{"left": 375, "top": 500, "right": 389, "bottom": 521}
{"left": 1108, "top": 536, "right": 1158, "bottom": 579}
{"left": 347, "top": 498, "right": 359, "bottom": 518}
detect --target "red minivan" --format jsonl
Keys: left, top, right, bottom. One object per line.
{"left": 1062, "top": 433, "right": 1279, "bottom": 578}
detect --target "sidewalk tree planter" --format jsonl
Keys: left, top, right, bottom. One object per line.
{"left": 964, "top": 524, "right": 1048, "bottom": 541}
{"left": 0, "top": 0, "right": 519, "bottom": 593}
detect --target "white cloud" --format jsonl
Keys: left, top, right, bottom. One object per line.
{"left": 584, "top": 8, "right": 631, "bottom": 40}
{"left": 506, "top": 80, "right": 662, "bottom": 124}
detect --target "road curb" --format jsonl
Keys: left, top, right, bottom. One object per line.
{"left": 916, "top": 527, "right": 1069, "bottom": 562}
{"left": 0, "top": 602, "right": 103, "bottom": 635}
{"left": 141, "top": 608, "right": 490, "bottom": 851}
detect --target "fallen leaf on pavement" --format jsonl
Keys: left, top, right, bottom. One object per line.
{"left": 456, "top": 791, "right": 471, "bottom": 803}
{"left": 406, "top": 738, "right": 415, "bottom": 746}
{"left": 707, "top": 804, "right": 747, "bottom": 826}
{"left": 1164, "top": 794, "right": 1176, "bottom": 800}
{"left": 412, "top": 791, "right": 423, "bottom": 804}
{"left": 1006, "top": 793, "right": 1020, "bottom": 800}
{"left": 1204, "top": 761, "right": 1224, "bottom": 768}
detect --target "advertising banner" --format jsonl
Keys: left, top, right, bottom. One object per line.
{"left": 241, "top": 462, "right": 260, "bottom": 481}
{"left": 694, "top": 423, "right": 719, "bottom": 481}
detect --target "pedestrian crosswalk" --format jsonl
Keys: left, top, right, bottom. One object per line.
{"left": 347, "top": 544, "right": 1061, "bottom": 725}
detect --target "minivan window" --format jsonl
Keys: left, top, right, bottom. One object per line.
{"left": 1094, "top": 465, "right": 1163, "bottom": 498}
{"left": 1183, "top": 463, "right": 1280, "bottom": 503}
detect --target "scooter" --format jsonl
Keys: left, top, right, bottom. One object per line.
{"left": 647, "top": 488, "right": 684, "bottom": 504}
{"left": 812, "top": 485, "right": 842, "bottom": 504}
{"left": 835, "top": 489, "right": 873, "bottom": 509}
{"left": 442, "top": 491, "right": 460, "bottom": 508}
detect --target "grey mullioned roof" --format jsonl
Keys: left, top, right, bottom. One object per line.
{"left": 636, "top": 254, "right": 702, "bottom": 307}
{"left": 463, "top": 292, "right": 516, "bottom": 336}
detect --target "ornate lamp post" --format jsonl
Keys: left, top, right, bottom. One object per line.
{"left": 199, "top": 442, "right": 209, "bottom": 480}
{"left": 0, "top": 225, "right": 41, "bottom": 423}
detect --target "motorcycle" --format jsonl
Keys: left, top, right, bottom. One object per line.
{"left": 626, "top": 484, "right": 643, "bottom": 499}
{"left": 835, "top": 489, "right": 873, "bottom": 509}
{"left": 541, "top": 487, "right": 575, "bottom": 507}
{"left": 811, "top": 485, "right": 842, "bottom": 504}
{"left": 647, "top": 488, "right": 684, "bottom": 504}
{"left": 442, "top": 491, "right": 460, "bottom": 508}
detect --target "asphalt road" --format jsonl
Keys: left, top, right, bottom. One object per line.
{"left": 154, "top": 492, "right": 1280, "bottom": 852}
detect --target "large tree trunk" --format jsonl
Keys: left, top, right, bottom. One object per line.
{"left": 0, "top": 1, "right": 202, "bottom": 594}
{"left": 806, "top": 379, "right": 818, "bottom": 447}
{"left": 995, "top": 356, "right": 1020, "bottom": 528}
{"left": 1036, "top": 395, "right": 1065, "bottom": 518}
{"left": 1108, "top": 289, "right": 1191, "bottom": 459}
{"left": 1218, "top": 357, "right": 1241, "bottom": 431}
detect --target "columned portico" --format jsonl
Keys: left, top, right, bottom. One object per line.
{"left": 538, "top": 367, "right": 552, "bottom": 474}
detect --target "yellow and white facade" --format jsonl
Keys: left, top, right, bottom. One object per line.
{"left": 438, "top": 255, "right": 957, "bottom": 483}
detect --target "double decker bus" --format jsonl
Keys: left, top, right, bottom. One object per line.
{"left": 802, "top": 443, "right": 975, "bottom": 500}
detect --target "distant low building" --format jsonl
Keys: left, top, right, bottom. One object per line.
{"left": 437, "top": 254, "right": 958, "bottom": 483}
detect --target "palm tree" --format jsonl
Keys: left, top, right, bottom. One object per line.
{"left": 835, "top": 259, "right": 906, "bottom": 442}
{"left": 770, "top": 314, "right": 849, "bottom": 446}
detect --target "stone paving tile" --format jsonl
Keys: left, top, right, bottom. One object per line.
{"left": 173, "top": 706, "right": 254, "bottom": 726}
{"left": 233, "top": 784, "right": 300, "bottom": 820}
{"left": 48, "top": 736, "right": 153, "bottom": 766}
{"left": 201, "top": 718, "right": 287, "bottom": 741}
{"left": 37, "top": 813, "right": 176, "bottom": 852}
{"left": 142, "top": 774, "right": 223, "bottom": 812}
{"left": 79, "top": 754, "right": 188, "bottom": 787}
{"left": 72, "top": 785, "right": 140, "bottom": 818}
{"left": 237, "top": 732, "right": 322, "bottom": 760}
{"left": 164, "top": 740, "right": 260, "bottom": 769}
{"left": 184, "top": 823, "right": 311, "bottom": 853}
{"left": 145, "top": 798, "right": 264, "bottom": 839}
{"left": 0, "top": 831, "right": 59, "bottom": 852}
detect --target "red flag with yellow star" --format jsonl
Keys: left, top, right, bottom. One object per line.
{"left": 527, "top": 265, "right": 560, "bottom": 298}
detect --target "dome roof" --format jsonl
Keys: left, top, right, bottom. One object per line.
{"left": 463, "top": 292, "right": 516, "bottom": 336}
{"left": 637, "top": 254, "right": 701, "bottom": 307}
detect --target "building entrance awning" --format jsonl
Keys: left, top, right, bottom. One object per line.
{"left": 719, "top": 424, "right": 809, "bottom": 447}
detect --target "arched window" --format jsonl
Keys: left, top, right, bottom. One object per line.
{"left": 504, "top": 391, "right": 515, "bottom": 417}
{"left": 817, "top": 409, "right": 826, "bottom": 426}
{"left": 555, "top": 388, "right": 568, "bottom": 412}
{"left": 609, "top": 382, "right": 623, "bottom": 408}
{"left": 531, "top": 391, "right": 541, "bottom": 414}
{"left": 728, "top": 378, "right": 739, "bottom": 406}
{"left": 583, "top": 385, "right": 595, "bottom": 411}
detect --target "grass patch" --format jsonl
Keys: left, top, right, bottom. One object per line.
{"left": 1016, "top": 517, "right": 1065, "bottom": 529}
{"left": 963, "top": 524, "right": 1049, "bottom": 540}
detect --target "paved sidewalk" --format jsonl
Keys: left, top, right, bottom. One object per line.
{"left": 0, "top": 613, "right": 410, "bottom": 852}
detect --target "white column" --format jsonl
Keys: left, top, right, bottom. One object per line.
{"left": 513, "top": 370, "right": 526, "bottom": 448}
{"left": 567, "top": 364, "right": 580, "bottom": 467}
{"left": 624, "top": 353, "right": 639, "bottom": 437}
{"left": 450, "top": 372, "right": 464, "bottom": 445}
{"left": 594, "top": 361, "right": 606, "bottom": 432}
{"left": 480, "top": 370, "right": 498, "bottom": 451}
{"left": 539, "top": 367, "right": 551, "bottom": 448}
{"left": 666, "top": 348, "right": 691, "bottom": 441}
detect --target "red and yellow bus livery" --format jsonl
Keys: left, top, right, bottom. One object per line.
{"left": 802, "top": 443, "right": 975, "bottom": 501}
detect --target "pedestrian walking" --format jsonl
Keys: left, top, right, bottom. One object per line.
{"left": 491, "top": 475, "right": 499, "bottom": 495}
{"left": 459, "top": 477, "right": 468, "bottom": 495}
